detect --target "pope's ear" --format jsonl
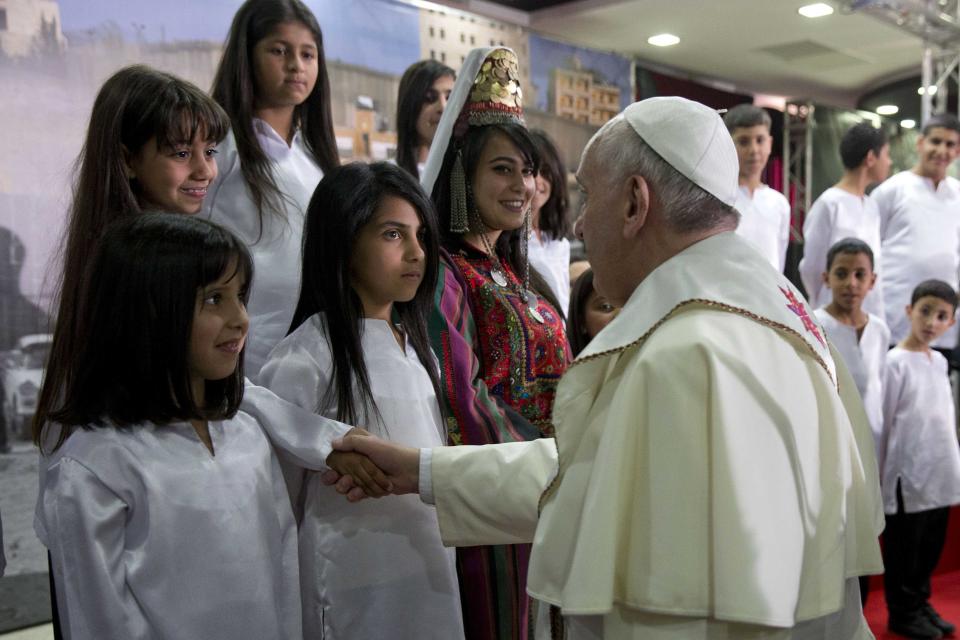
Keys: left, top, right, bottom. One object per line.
{"left": 622, "top": 174, "right": 649, "bottom": 239}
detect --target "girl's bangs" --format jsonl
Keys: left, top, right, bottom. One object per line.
{"left": 154, "top": 93, "right": 230, "bottom": 150}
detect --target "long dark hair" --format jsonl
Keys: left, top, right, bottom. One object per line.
{"left": 432, "top": 122, "right": 561, "bottom": 313}
{"left": 530, "top": 129, "right": 571, "bottom": 241}
{"left": 33, "top": 65, "right": 229, "bottom": 448}
{"left": 289, "top": 162, "right": 442, "bottom": 427}
{"left": 396, "top": 60, "right": 455, "bottom": 179}
{"left": 211, "top": 0, "right": 339, "bottom": 224}
{"left": 567, "top": 268, "right": 596, "bottom": 357}
{"left": 37, "top": 214, "right": 252, "bottom": 451}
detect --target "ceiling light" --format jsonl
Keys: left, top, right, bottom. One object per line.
{"left": 647, "top": 34, "right": 680, "bottom": 47}
{"left": 900, "top": 119, "right": 916, "bottom": 129}
{"left": 918, "top": 85, "right": 938, "bottom": 95}
{"left": 798, "top": 3, "right": 834, "bottom": 18}
{"left": 876, "top": 105, "right": 899, "bottom": 116}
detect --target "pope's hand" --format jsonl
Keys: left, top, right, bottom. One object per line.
{"left": 324, "top": 427, "right": 392, "bottom": 498}
{"left": 325, "top": 434, "right": 421, "bottom": 500}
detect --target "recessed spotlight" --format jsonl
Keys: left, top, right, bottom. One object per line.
{"left": 798, "top": 3, "right": 834, "bottom": 18}
{"left": 900, "top": 119, "right": 916, "bottom": 129}
{"left": 918, "top": 85, "right": 938, "bottom": 95}
{"left": 876, "top": 105, "right": 899, "bottom": 116}
{"left": 647, "top": 33, "right": 680, "bottom": 47}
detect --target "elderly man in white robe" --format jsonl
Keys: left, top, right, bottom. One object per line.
{"left": 329, "top": 96, "right": 885, "bottom": 640}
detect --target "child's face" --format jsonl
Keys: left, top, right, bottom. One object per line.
{"left": 915, "top": 126, "right": 960, "bottom": 182}
{"left": 731, "top": 124, "right": 772, "bottom": 181}
{"left": 126, "top": 134, "right": 218, "bottom": 214}
{"left": 822, "top": 252, "right": 875, "bottom": 314}
{"left": 416, "top": 74, "right": 454, "bottom": 148}
{"left": 906, "top": 295, "right": 956, "bottom": 345}
{"left": 252, "top": 21, "right": 319, "bottom": 111}
{"left": 866, "top": 143, "right": 892, "bottom": 184}
{"left": 189, "top": 262, "right": 249, "bottom": 392}
{"left": 532, "top": 171, "right": 552, "bottom": 215}
{"left": 583, "top": 288, "right": 620, "bottom": 340}
{"left": 350, "top": 195, "right": 426, "bottom": 319}
{"left": 471, "top": 132, "right": 536, "bottom": 232}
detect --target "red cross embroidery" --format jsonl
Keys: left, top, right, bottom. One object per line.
{"left": 779, "top": 287, "right": 825, "bottom": 347}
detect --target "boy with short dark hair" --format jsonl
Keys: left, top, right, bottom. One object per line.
{"left": 724, "top": 104, "right": 791, "bottom": 272}
{"left": 881, "top": 279, "right": 960, "bottom": 639}
{"left": 800, "top": 122, "right": 891, "bottom": 318}
{"left": 814, "top": 238, "right": 889, "bottom": 452}
{"left": 873, "top": 113, "right": 960, "bottom": 349}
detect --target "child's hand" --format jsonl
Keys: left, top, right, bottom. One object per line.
{"left": 325, "top": 428, "right": 393, "bottom": 499}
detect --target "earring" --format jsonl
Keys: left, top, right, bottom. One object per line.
{"left": 449, "top": 150, "right": 469, "bottom": 234}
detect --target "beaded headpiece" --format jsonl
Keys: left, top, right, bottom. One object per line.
{"left": 454, "top": 48, "right": 524, "bottom": 138}
{"left": 421, "top": 47, "right": 525, "bottom": 200}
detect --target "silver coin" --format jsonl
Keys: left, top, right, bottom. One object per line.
{"left": 528, "top": 307, "right": 545, "bottom": 323}
{"left": 526, "top": 290, "right": 539, "bottom": 311}
{"left": 491, "top": 269, "right": 508, "bottom": 287}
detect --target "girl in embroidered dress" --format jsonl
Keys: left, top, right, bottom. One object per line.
{"left": 206, "top": 0, "right": 339, "bottom": 376}
{"left": 420, "top": 47, "right": 570, "bottom": 640}
{"left": 36, "top": 215, "right": 305, "bottom": 639}
{"left": 259, "top": 162, "right": 464, "bottom": 639}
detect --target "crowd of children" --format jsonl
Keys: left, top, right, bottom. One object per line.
{"left": 2, "top": 0, "right": 959, "bottom": 637}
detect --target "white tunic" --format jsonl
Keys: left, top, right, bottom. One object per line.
{"left": 873, "top": 170, "right": 960, "bottom": 347}
{"left": 529, "top": 233, "right": 571, "bottom": 315}
{"left": 814, "top": 309, "right": 889, "bottom": 458}
{"left": 881, "top": 347, "right": 960, "bottom": 514}
{"left": 204, "top": 119, "right": 323, "bottom": 377}
{"left": 259, "top": 314, "right": 464, "bottom": 640}
{"left": 733, "top": 184, "right": 791, "bottom": 272}
{"left": 36, "top": 414, "right": 301, "bottom": 640}
{"left": 425, "top": 232, "right": 883, "bottom": 639}
{"left": 800, "top": 188, "right": 884, "bottom": 318}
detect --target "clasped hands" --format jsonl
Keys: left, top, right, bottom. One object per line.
{"left": 322, "top": 428, "right": 420, "bottom": 502}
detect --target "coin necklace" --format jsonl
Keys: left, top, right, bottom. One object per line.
{"left": 473, "top": 208, "right": 545, "bottom": 324}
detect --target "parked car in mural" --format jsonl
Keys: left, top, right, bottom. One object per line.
{"left": 1, "top": 334, "right": 52, "bottom": 442}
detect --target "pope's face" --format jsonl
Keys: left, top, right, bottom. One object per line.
{"left": 574, "top": 144, "right": 630, "bottom": 305}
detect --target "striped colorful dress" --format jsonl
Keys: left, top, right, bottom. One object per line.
{"left": 429, "top": 241, "right": 569, "bottom": 640}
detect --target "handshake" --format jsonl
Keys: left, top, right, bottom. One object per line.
{"left": 321, "top": 428, "right": 422, "bottom": 502}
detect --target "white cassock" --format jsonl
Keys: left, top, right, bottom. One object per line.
{"left": 881, "top": 347, "right": 960, "bottom": 514}
{"left": 259, "top": 314, "right": 464, "bottom": 640}
{"left": 422, "top": 232, "right": 884, "bottom": 639}
{"left": 36, "top": 413, "right": 302, "bottom": 640}
{"left": 733, "top": 184, "right": 791, "bottom": 272}
{"left": 204, "top": 119, "right": 323, "bottom": 377}
{"left": 814, "top": 309, "right": 889, "bottom": 461}
{"left": 799, "top": 188, "right": 884, "bottom": 319}
{"left": 872, "top": 170, "right": 960, "bottom": 347}
{"left": 33, "top": 384, "right": 351, "bottom": 640}
{"left": 528, "top": 232, "right": 572, "bottom": 315}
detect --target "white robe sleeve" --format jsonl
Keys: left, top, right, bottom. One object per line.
{"left": 778, "top": 199, "right": 791, "bottom": 274}
{"left": 872, "top": 182, "right": 895, "bottom": 241}
{"left": 799, "top": 198, "right": 835, "bottom": 305}
{"left": 431, "top": 439, "right": 558, "bottom": 547}
{"left": 880, "top": 357, "right": 905, "bottom": 487}
{"left": 241, "top": 379, "right": 350, "bottom": 471}
{"left": 44, "top": 458, "right": 140, "bottom": 640}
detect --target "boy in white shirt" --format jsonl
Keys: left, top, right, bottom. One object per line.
{"left": 814, "top": 238, "right": 889, "bottom": 455}
{"left": 724, "top": 104, "right": 791, "bottom": 271}
{"left": 801, "top": 122, "right": 891, "bottom": 318}
{"left": 882, "top": 279, "right": 960, "bottom": 639}
{"left": 873, "top": 113, "right": 960, "bottom": 349}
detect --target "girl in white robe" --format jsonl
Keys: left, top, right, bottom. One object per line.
{"left": 35, "top": 215, "right": 305, "bottom": 640}
{"left": 206, "top": 0, "right": 340, "bottom": 376}
{"left": 259, "top": 162, "right": 464, "bottom": 639}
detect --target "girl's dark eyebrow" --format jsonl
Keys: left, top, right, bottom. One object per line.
{"left": 377, "top": 220, "right": 416, "bottom": 229}
{"left": 488, "top": 156, "right": 518, "bottom": 164}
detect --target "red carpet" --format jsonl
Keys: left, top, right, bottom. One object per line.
{"left": 864, "top": 507, "right": 960, "bottom": 638}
